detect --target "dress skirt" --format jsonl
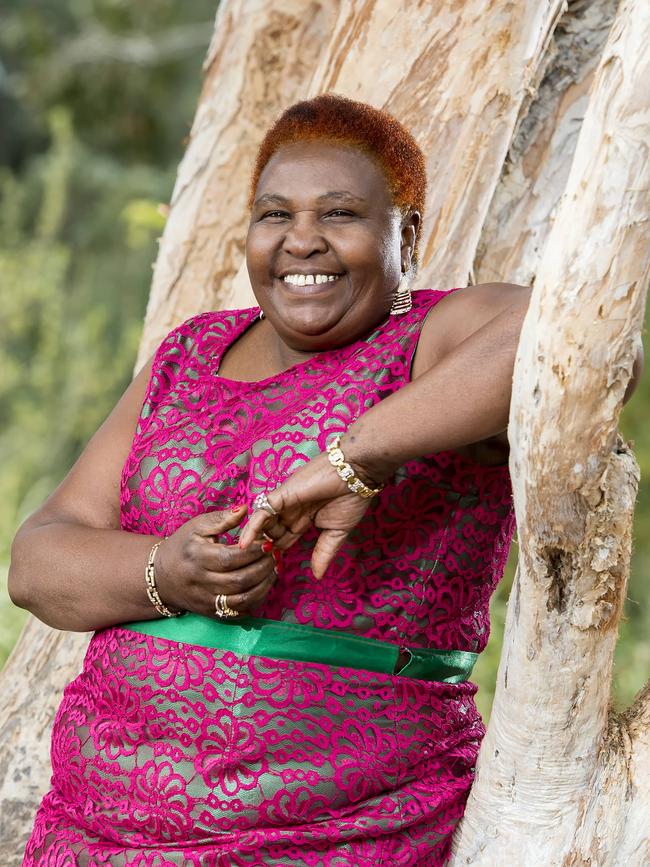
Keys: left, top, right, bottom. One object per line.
{"left": 24, "top": 622, "right": 483, "bottom": 866}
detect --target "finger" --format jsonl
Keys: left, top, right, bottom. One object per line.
{"left": 198, "top": 537, "right": 267, "bottom": 571}
{"left": 311, "top": 528, "right": 350, "bottom": 580}
{"left": 209, "top": 554, "right": 275, "bottom": 595}
{"left": 239, "top": 509, "right": 277, "bottom": 548}
{"left": 223, "top": 566, "right": 278, "bottom": 613}
{"left": 240, "top": 508, "right": 313, "bottom": 550}
{"left": 239, "top": 487, "right": 287, "bottom": 547}
{"left": 192, "top": 505, "right": 248, "bottom": 540}
{"left": 260, "top": 524, "right": 284, "bottom": 543}
{"left": 269, "top": 529, "right": 300, "bottom": 552}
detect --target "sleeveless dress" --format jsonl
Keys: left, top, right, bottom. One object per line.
{"left": 24, "top": 288, "right": 515, "bottom": 866}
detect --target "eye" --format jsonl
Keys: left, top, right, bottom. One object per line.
{"left": 259, "top": 210, "right": 290, "bottom": 221}
{"left": 326, "top": 209, "right": 355, "bottom": 219}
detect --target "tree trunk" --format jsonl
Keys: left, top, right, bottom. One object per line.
{"left": 474, "top": 0, "right": 620, "bottom": 287}
{"left": 2, "top": 0, "right": 648, "bottom": 861}
{"left": 452, "top": 0, "right": 650, "bottom": 861}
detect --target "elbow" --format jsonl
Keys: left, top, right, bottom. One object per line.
{"left": 507, "top": 289, "right": 531, "bottom": 347}
{"left": 7, "top": 531, "right": 35, "bottom": 612}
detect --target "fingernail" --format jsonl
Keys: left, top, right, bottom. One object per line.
{"left": 272, "top": 550, "right": 282, "bottom": 565}
{"left": 238, "top": 539, "right": 245, "bottom": 549}
{"left": 231, "top": 505, "right": 242, "bottom": 512}
{"left": 261, "top": 541, "right": 274, "bottom": 553}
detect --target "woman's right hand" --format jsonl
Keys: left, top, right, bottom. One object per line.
{"left": 152, "top": 505, "right": 277, "bottom": 619}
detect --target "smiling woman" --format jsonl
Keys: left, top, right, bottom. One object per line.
{"left": 13, "top": 94, "right": 533, "bottom": 866}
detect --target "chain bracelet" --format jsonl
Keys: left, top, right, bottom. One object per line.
{"left": 326, "top": 435, "right": 384, "bottom": 499}
{"left": 145, "top": 541, "right": 183, "bottom": 618}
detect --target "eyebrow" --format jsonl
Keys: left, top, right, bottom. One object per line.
{"left": 253, "top": 191, "right": 366, "bottom": 207}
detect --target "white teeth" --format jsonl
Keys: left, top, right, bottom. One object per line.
{"left": 282, "top": 274, "right": 339, "bottom": 285}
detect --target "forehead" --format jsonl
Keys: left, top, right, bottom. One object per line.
{"left": 254, "top": 141, "right": 394, "bottom": 206}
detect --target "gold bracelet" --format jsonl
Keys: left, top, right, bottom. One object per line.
{"left": 326, "top": 435, "right": 384, "bottom": 499}
{"left": 145, "top": 541, "right": 182, "bottom": 618}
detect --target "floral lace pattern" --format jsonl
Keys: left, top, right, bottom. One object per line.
{"left": 25, "top": 290, "right": 515, "bottom": 866}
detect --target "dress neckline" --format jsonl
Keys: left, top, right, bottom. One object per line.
{"left": 211, "top": 305, "right": 392, "bottom": 388}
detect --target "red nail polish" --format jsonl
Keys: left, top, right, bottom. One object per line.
{"left": 261, "top": 540, "right": 274, "bottom": 553}
{"left": 231, "top": 505, "right": 241, "bottom": 512}
{"left": 272, "top": 549, "right": 282, "bottom": 565}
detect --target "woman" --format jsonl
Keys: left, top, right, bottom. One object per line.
{"left": 13, "top": 94, "right": 529, "bottom": 866}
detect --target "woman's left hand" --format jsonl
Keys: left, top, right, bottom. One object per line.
{"left": 239, "top": 453, "right": 373, "bottom": 579}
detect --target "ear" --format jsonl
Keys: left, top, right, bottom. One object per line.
{"left": 400, "top": 210, "right": 421, "bottom": 271}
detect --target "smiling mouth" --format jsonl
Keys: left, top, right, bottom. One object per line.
{"left": 280, "top": 273, "right": 343, "bottom": 287}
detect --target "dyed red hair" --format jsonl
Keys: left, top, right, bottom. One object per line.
{"left": 248, "top": 93, "right": 426, "bottom": 262}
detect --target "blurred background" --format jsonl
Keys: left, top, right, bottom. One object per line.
{"left": 1, "top": 0, "right": 647, "bottom": 720}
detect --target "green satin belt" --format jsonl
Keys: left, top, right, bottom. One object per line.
{"left": 119, "top": 613, "right": 477, "bottom": 684}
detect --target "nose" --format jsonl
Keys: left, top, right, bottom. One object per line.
{"left": 282, "top": 211, "right": 328, "bottom": 258}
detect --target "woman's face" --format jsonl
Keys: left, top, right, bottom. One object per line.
{"left": 246, "top": 141, "right": 417, "bottom": 351}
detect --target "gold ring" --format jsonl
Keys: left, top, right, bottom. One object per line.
{"left": 215, "top": 593, "right": 239, "bottom": 618}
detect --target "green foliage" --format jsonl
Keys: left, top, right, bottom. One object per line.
{"left": 1, "top": 0, "right": 215, "bottom": 166}
{"left": 0, "top": 1, "right": 214, "bottom": 658}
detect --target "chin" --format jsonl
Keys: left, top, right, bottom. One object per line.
{"left": 281, "top": 313, "right": 348, "bottom": 349}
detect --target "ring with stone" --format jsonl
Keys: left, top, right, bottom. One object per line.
{"left": 252, "top": 492, "right": 278, "bottom": 517}
{"left": 215, "top": 593, "right": 239, "bottom": 618}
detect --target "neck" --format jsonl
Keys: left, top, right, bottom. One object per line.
{"left": 267, "top": 324, "right": 320, "bottom": 371}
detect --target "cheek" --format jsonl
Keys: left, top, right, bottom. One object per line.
{"left": 338, "top": 228, "right": 392, "bottom": 273}
{"left": 246, "top": 227, "right": 275, "bottom": 272}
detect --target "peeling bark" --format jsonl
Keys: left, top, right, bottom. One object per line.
{"left": 475, "top": 0, "right": 620, "bottom": 287}
{"left": 452, "top": 0, "right": 650, "bottom": 860}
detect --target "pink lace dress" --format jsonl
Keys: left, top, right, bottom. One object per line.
{"left": 25, "top": 288, "right": 514, "bottom": 866}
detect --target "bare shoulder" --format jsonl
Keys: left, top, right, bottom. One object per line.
{"left": 413, "top": 282, "right": 531, "bottom": 373}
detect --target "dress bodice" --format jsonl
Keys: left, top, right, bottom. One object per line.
{"left": 120, "top": 288, "right": 514, "bottom": 653}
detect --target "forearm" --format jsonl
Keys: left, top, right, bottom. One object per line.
{"left": 345, "top": 302, "right": 526, "bottom": 479}
{"left": 8, "top": 522, "right": 161, "bottom": 631}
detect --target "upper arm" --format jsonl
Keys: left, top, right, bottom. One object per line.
{"left": 414, "top": 282, "right": 642, "bottom": 404}
{"left": 19, "top": 354, "right": 156, "bottom": 535}
{"left": 412, "top": 282, "right": 531, "bottom": 376}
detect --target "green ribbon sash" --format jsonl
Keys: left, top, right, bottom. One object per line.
{"left": 119, "top": 613, "right": 477, "bottom": 684}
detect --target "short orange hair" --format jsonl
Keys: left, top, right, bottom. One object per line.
{"left": 248, "top": 93, "right": 426, "bottom": 262}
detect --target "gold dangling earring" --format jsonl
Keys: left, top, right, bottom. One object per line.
{"left": 390, "top": 272, "right": 412, "bottom": 315}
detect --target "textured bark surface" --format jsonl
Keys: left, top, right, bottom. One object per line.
{"left": 0, "top": 622, "right": 89, "bottom": 854}
{"left": 452, "top": 0, "right": 650, "bottom": 860}
{"left": 474, "top": 0, "right": 619, "bottom": 286}
{"left": 2, "top": 0, "right": 648, "bottom": 861}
